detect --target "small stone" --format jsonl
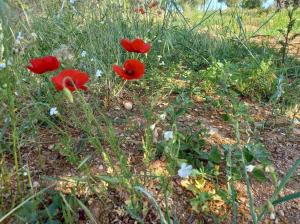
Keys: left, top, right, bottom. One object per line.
{"left": 292, "top": 128, "right": 300, "bottom": 135}
{"left": 278, "top": 210, "right": 284, "bottom": 217}
{"left": 208, "top": 126, "right": 218, "bottom": 135}
{"left": 123, "top": 101, "right": 133, "bottom": 110}
{"left": 160, "top": 155, "right": 166, "bottom": 161}
{"left": 98, "top": 165, "right": 104, "bottom": 170}
{"left": 270, "top": 212, "right": 276, "bottom": 220}
{"left": 48, "top": 144, "right": 54, "bottom": 150}
{"left": 33, "top": 181, "right": 40, "bottom": 188}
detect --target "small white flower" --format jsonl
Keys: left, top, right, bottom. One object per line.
{"left": 150, "top": 124, "right": 156, "bottom": 130}
{"left": 159, "top": 113, "right": 166, "bottom": 120}
{"left": 270, "top": 212, "right": 276, "bottom": 220}
{"left": 246, "top": 165, "right": 255, "bottom": 173}
{"left": 0, "top": 62, "right": 6, "bottom": 69}
{"left": 70, "top": 0, "right": 76, "bottom": 4}
{"left": 164, "top": 131, "right": 173, "bottom": 141}
{"left": 80, "top": 50, "right": 87, "bottom": 57}
{"left": 178, "top": 163, "right": 193, "bottom": 178}
{"left": 95, "top": 69, "right": 103, "bottom": 78}
{"left": 158, "top": 40, "right": 162, "bottom": 43}
{"left": 159, "top": 61, "right": 165, "bottom": 66}
{"left": 15, "top": 32, "right": 23, "bottom": 44}
{"left": 157, "top": 55, "right": 162, "bottom": 60}
{"left": 49, "top": 107, "right": 58, "bottom": 116}
{"left": 14, "top": 92, "right": 19, "bottom": 96}
{"left": 31, "top": 32, "right": 38, "bottom": 39}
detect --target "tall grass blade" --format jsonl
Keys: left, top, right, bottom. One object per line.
{"left": 134, "top": 186, "right": 168, "bottom": 224}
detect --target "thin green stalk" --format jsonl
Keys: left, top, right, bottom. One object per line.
{"left": 235, "top": 121, "right": 257, "bottom": 224}
{"left": 225, "top": 145, "right": 237, "bottom": 224}
{"left": 257, "top": 156, "right": 300, "bottom": 221}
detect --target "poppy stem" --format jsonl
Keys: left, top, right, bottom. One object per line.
{"left": 114, "top": 80, "right": 127, "bottom": 98}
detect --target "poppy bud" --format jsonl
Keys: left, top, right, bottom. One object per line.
{"left": 63, "top": 87, "right": 74, "bottom": 103}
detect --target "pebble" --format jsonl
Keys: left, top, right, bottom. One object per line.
{"left": 48, "top": 144, "right": 54, "bottom": 150}
{"left": 278, "top": 210, "right": 284, "bottom": 217}
{"left": 33, "top": 181, "right": 40, "bottom": 188}
{"left": 98, "top": 165, "right": 104, "bottom": 170}
{"left": 208, "top": 126, "right": 218, "bottom": 135}
{"left": 123, "top": 101, "right": 133, "bottom": 110}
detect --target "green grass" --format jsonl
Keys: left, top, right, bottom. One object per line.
{"left": 1, "top": 0, "right": 300, "bottom": 223}
{"left": 184, "top": 6, "right": 300, "bottom": 36}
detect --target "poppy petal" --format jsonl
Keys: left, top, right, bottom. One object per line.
{"left": 27, "top": 56, "right": 60, "bottom": 74}
{"left": 51, "top": 76, "right": 64, "bottom": 91}
{"left": 113, "top": 65, "right": 127, "bottom": 78}
{"left": 51, "top": 69, "right": 89, "bottom": 92}
{"left": 120, "top": 39, "right": 134, "bottom": 52}
{"left": 124, "top": 59, "right": 145, "bottom": 79}
{"left": 132, "top": 39, "right": 145, "bottom": 52}
{"left": 43, "top": 56, "right": 60, "bottom": 71}
{"left": 139, "top": 43, "right": 151, "bottom": 53}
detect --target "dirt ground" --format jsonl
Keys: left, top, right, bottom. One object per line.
{"left": 2, "top": 92, "right": 297, "bottom": 223}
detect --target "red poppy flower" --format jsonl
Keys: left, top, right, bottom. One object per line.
{"left": 135, "top": 7, "right": 146, "bottom": 14}
{"left": 149, "top": 1, "right": 159, "bottom": 9}
{"left": 120, "top": 38, "right": 151, "bottom": 54}
{"left": 113, "top": 59, "right": 145, "bottom": 80}
{"left": 27, "top": 56, "right": 60, "bottom": 74}
{"left": 51, "top": 69, "right": 89, "bottom": 92}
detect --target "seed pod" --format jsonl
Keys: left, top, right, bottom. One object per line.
{"left": 63, "top": 87, "right": 74, "bottom": 103}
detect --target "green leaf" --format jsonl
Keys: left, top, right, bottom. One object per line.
{"left": 222, "top": 113, "right": 230, "bottom": 122}
{"left": 95, "top": 175, "right": 120, "bottom": 184}
{"left": 209, "top": 147, "right": 221, "bottom": 163}
{"left": 243, "top": 148, "right": 254, "bottom": 163}
{"left": 76, "top": 199, "right": 97, "bottom": 224}
{"left": 273, "top": 192, "right": 300, "bottom": 206}
{"left": 252, "top": 168, "right": 267, "bottom": 182}
{"left": 191, "top": 192, "right": 210, "bottom": 210}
